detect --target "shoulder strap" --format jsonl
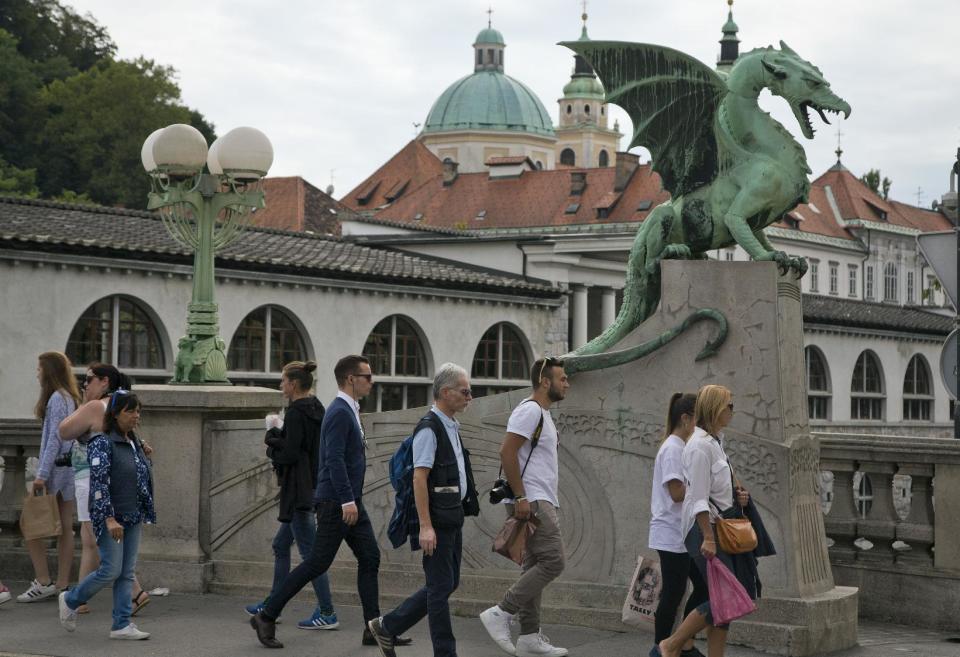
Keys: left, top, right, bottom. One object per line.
{"left": 497, "top": 400, "right": 545, "bottom": 481}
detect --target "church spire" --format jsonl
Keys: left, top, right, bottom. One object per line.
{"left": 717, "top": 0, "right": 740, "bottom": 72}
{"left": 579, "top": 0, "right": 589, "bottom": 40}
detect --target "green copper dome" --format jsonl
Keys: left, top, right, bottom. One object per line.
{"left": 423, "top": 71, "right": 555, "bottom": 137}
{"left": 563, "top": 74, "right": 603, "bottom": 98}
{"left": 474, "top": 27, "right": 505, "bottom": 45}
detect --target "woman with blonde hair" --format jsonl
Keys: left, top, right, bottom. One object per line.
{"left": 18, "top": 351, "right": 81, "bottom": 602}
{"left": 657, "top": 384, "right": 754, "bottom": 657}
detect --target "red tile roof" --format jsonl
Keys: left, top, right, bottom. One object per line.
{"left": 340, "top": 144, "right": 952, "bottom": 238}
{"left": 253, "top": 176, "right": 360, "bottom": 236}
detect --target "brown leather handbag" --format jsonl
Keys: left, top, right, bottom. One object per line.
{"left": 712, "top": 463, "right": 758, "bottom": 554}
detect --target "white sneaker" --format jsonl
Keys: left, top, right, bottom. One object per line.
{"left": 0, "top": 589, "right": 11, "bottom": 605}
{"left": 110, "top": 623, "right": 150, "bottom": 640}
{"left": 516, "top": 632, "right": 568, "bottom": 657}
{"left": 480, "top": 605, "right": 516, "bottom": 655}
{"left": 58, "top": 591, "right": 78, "bottom": 631}
{"left": 17, "top": 579, "right": 57, "bottom": 603}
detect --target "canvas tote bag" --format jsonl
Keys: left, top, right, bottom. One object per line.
{"left": 20, "top": 489, "right": 62, "bottom": 540}
{"left": 621, "top": 555, "right": 663, "bottom": 627}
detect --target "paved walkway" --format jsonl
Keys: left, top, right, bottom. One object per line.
{"left": 1, "top": 581, "right": 959, "bottom": 657}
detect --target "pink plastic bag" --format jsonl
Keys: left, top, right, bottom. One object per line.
{"left": 707, "top": 556, "right": 756, "bottom": 625}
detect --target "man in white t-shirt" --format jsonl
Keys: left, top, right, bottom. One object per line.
{"left": 480, "top": 357, "right": 570, "bottom": 657}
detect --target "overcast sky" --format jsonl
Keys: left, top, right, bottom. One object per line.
{"left": 70, "top": 0, "right": 959, "bottom": 208}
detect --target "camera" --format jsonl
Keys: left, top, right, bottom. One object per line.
{"left": 488, "top": 478, "right": 515, "bottom": 504}
{"left": 54, "top": 452, "right": 72, "bottom": 467}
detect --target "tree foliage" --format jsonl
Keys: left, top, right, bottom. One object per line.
{"left": 0, "top": 1, "right": 215, "bottom": 208}
{"left": 860, "top": 168, "right": 892, "bottom": 201}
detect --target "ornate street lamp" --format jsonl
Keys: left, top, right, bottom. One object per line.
{"left": 142, "top": 124, "right": 273, "bottom": 384}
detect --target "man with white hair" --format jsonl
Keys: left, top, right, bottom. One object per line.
{"left": 368, "top": 363, "right": 479, "bottom": 657}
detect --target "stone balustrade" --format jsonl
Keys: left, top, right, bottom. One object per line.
{"left": 817, "top": 431, "right": 960, "bottom": 630}
{"left": 0, "top": 419, "right": 40, "bottom": 529}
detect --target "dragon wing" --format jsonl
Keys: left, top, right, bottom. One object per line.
{"left": 560, "top": 41, "right": 728, "bottom": 197}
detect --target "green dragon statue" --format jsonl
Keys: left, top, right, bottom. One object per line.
{"left": 560, "top": 40, "right": 850, "bottom": 374}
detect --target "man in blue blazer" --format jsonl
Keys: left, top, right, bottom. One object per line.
{"left": 251, "top": 355, "right": 409, "bottom": 649}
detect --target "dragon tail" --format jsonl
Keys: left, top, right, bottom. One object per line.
{"left": 562, "top": 308, "right": 728, "bottom": 375}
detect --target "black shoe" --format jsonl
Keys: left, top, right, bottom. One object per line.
{"left": 365, "top": 618, "right": 396, "bottom": 657}
{"left": 250, "top": 612, "right": 283, "bottom": 649}
{"left": 681, "top": 647, "right": 706, "bottom": 657}
{"left": 363, "top": 623, "right": 412, "bottom": 648}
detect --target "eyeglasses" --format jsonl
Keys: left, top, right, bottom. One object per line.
{"left": 352, "top": 373, "right": 373, "bottom": 381}
{"left": 84, "top": 374, "right": 96, "bottom": 384}
{"left": 457, "top": 388, "right": 473, "bottom": 398}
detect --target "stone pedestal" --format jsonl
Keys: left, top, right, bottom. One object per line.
{"left": 358, "top": 260, "right": 857, "bottom": 656}
{"left": 133, "top": 385, "right": 281, "bottom": 592}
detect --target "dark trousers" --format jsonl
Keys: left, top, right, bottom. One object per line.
{"left": 382, "top": 527, "right": 462, "bottom": 657}
{"left": 654, "top": 549, "right": 708, "bottom": 642}
{"left": 263, "top": 499, "right": 380, "bottom": 622}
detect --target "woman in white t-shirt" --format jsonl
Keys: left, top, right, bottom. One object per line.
{"left": 648, "top": 392, "right": 707, "bottom": 657}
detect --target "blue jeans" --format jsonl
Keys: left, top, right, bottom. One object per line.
{"left": 270, "top": 508, "right": 333, "bottom": 611}
{"left": 382, "top": 527, "right": 461, "bottom": 657}
{"left": 66, "top": 523, "right": 142, "bottom": 631}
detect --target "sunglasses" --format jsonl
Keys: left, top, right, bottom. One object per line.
{"left": 109, "top": 389, "right": 131, "bottom": 411}
{"left": 538, "top": 355, "right": 561, "bottom": 383}
{"left": 352, "top": 373, "right": 373, "bottom": 381}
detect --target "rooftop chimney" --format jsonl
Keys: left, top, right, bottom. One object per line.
{"left": 442, "top": 160, "right": 459, "bottom": 186}
{"left": 941, "top": 166, "right": 958, "bottom": 223}
{"left": 614, "top": 151, "right": 640, "bottom": 192}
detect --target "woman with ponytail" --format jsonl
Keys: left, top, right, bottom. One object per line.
{"left": 244, "top": 360, "right": 339, "bottom": 630}
{"left": 648, "top": 392, "right": 707, "bottom": 657}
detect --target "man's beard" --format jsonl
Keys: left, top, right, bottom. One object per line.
{"left": 547, "top": 384, "right": 565, "bottom": 402}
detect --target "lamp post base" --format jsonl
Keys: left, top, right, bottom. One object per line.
{"left": 171, "top": 303, "right": 231, "bottom": 385}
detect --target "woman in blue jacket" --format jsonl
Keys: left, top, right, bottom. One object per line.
{"left": 58, "top": 391, "right": 155, "bottom": 640}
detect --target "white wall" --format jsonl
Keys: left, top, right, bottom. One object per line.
{"left": 0, "top": 251, "right": 560, "bottom": 418}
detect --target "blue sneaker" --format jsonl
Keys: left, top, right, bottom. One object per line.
{"left": 297, "top": 609, "right": 339, "bottom": 630}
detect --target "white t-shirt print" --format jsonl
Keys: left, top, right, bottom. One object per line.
{"left": 505, "top": 399, "right": 560, "bottom": 508}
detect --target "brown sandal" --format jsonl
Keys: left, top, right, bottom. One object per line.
{"left": 131, "top": 590, "right": 150, "bottom": 616}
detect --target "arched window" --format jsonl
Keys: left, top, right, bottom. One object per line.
{"left": 884, "top": 262, "right": 899, "bottom": 302}
{"left": 361, "top": 315, "right": 431, "bottom": 412}
{"left": 228, "top": 305, "right": 308, "bottom": 374}
{"left": 471, "top": 323, "right": 530, "bottom": 398}
{"left": 584, "top": 104, "right": 591, "bottom": 115}
{"left": 560, "top": 148, "right": 576, "bottom": 166}
{"left": 566, "top": 104, "right": 572, "bottom": 115}
{"left": 903, "top": 354, "right": 934, "bottom": 421}
{"left": 535, "top": 160, "right": 543, "bottom": 170}
{"left": 805, "top": 346, "right": 831, "bottom": 420}
{"left": 598, "top": 150, "right": 609, "bottom": 167}
{"left": 66, "top": 296, "right": 165, "bottom": 371}
{"left": 851, "top": 350, "right": 884, "bottom": 420}
{"left": 601, "top": 106, "right": 605, "bottom": 115}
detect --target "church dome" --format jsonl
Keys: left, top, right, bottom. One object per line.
{"left": 423, "top": 72, "right": 555, "bottom": 137}
{"left": 562, "top": 74, "right": 603, "bottom": 98}
{"left": 474, "top": 27, "right": 505, "bottom": 45}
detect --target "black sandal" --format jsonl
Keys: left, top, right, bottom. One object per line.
{"left": 131, "top": 590, "right": 150, "bottom": 616}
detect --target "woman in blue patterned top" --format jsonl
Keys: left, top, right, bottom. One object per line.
{"left": 59, "top": 391, "right": 156, "bottom": 640}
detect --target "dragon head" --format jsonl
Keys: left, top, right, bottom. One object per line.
{"left": 762, "top": 41, "right": 851, "bottom": 139}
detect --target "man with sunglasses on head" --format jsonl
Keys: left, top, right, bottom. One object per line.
{"left": 251, "top": 355, "right": 410, "bottom": 650}
{"left": 368, "top": 363, "right": 480, "bottom": 657}
{"left": 480, "top": 357, "right": 570, "bottom": 657}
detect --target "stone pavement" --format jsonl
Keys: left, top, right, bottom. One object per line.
{"left": 1, "top": 581, "right": 959, "bottom": 657}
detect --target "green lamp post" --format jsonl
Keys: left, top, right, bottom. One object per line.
{"left": 141, "top": 124, "right": 274, "bottom": 384}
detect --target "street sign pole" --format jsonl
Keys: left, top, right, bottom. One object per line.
{"left": 954, "top": 149, "right": 959, "bottom": 439}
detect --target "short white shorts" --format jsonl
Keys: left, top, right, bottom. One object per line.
{"left": 75, "top": 477, "right": 91, "bottom": 523}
